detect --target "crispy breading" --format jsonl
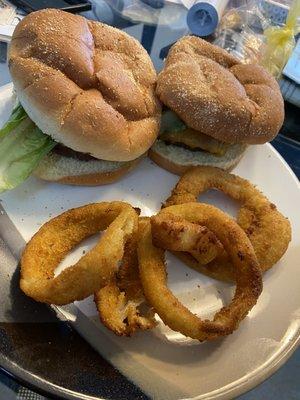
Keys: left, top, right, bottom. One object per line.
{"left": 21, "top": 202, "right": 138, "bottom": 304}
{"left": 95, "top": 235, "right": 156, "bottom": 336}
{"left": 164, "top": 166, "right": 292, "bottom": 281}
{"left": 139, "top": 206, "right": 262, "bottom": 341}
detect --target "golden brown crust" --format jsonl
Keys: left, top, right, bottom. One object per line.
{"left": 9, "top": 9, "right": 161, "bottom": 161}
{"left": 156, "top": 36, "right": 284, "bottom": 144}
{"left": 94, "top": 235, "right": 156, "bottom": 336}
{"left": 138, "top": 208, "right": 262, "bottom": 341}
{"left": 20, "top": 202, "right": 138, "bottom": 305}
{"left": 151, "top": 212, "right": 223, "bottom": 265}
{"left": 163, "top": 166, "right": 292, "bottom": 280}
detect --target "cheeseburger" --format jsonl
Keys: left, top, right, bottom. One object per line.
{"left": 8, "top": 9, "right": 160, "bottom": 186}
{"left": 150, "top": 36, "right": 284, "bottom": 174}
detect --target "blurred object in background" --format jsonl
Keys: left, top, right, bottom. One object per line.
{"left": 95, "top": 0, "right": 189, "bottom": 70}
{"left": 85, "top": 0, "right": 115, "bottom": 24}
{"left": 0, "top": 0, "right": 16, "bottom": 24}
{"left": 214, "top": 0, "right": 272, "bottom": 64}
{"left": 186, "top": 0, "right": 229, "bottom": 37}
{"left": 0, "top": 1, "right": 21, "bottom": 86}
{"left": 260, "top": 0, "right": 291, "bottom": 25}
{"left": 280, "top": 69, "right": 300, "bottom": 107}
{"left": 214, "top": 0, "right": 299, "bottom": 73}
{"left": 0, "top": 41, "right": 7, "bottom": 62}
{"left": 0, "top": 0, "right": 23, "bottom": 43}
{"left": 213, "top": 0, "right": 300, "bottom": 107}
{"left": 2, "top": 0, "right": 91, "bottom": 13}
{"left": 102, "top": 0, "right": 186, "bottom": 25}
{"left": 282, "top": 37, "right": 300, "bottom": 83}
{"left": 261, "top": 0, "right": 300, "bottom": 78}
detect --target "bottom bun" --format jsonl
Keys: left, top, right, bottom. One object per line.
{"left": 34, "top": 152, "right": 141, "bottom": 186}
{"left": 149, "top": 140, "right": 247, "bottom": 175}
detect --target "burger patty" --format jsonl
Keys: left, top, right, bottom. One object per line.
{"left": 160, "top": 129, "right": 230, "bottom": 156}
{"left": 52, "top": 144, "right": 98, "bottom": 161}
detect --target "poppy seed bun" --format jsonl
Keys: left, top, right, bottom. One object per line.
{"left": 8, "top": 9, "right": 161, "bottom": 162}
{"left": 34, "top": 152, "right": 141, "bottom": 186}
{"left": 156, "top": 36, "right": 284, "bottom": 144}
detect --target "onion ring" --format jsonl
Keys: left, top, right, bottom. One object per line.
{"left": 164, "top": 166, "right": 291, "bottom": 281}
{"left": 151, "top": 213, "right": 223, "bottom": 265}
{"left": 21, "top": 202, "right": 138, "bottom": 305}
{"left": 94, "top": 229, "right": 156, "bottom": 336}
{"left": 138, "top": 204, "right": 262, "bottom": 341}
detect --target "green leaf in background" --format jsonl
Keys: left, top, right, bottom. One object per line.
{"left": 0, "top": 105, "right": 56, "bottom": 193}
{"left": 160, "top": 110, "right": 186, "bottom": 134}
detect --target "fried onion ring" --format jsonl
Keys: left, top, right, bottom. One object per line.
{"left": 21, "top": 202, "right": 138, "bottom": 305}
{"left": 94, "top": 230, "right": 156, "bottom": 336}
{"left": 138, "top": 204, "right": 262, "bottom": 341}
{"left": 164, "top": 166, "right": 291, "bottom": 281}
{"left": 151, "top": 213, "right": 223, "bottom": 265}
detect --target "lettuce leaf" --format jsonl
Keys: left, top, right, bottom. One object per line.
{"left": 0, "top": 105, "right": 56, "bottom": 193}
{"left": 0, "top": 104, "right": 27, "bottom": 139}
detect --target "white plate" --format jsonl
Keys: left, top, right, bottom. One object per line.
{"left": 1, "top": 83, "right": 300, "bottom": 400}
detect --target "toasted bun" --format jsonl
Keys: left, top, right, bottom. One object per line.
{"left": 34, "top": 152, "right": 141, "bottom": 185}
{"left": 149, "top": 140, "right": 247, "bottom": 175}
{"left": 9, "top": 9, "right": 161, "bottom": 162}
{"left": 156, "top": 36, "right": 284, "bottom": 144}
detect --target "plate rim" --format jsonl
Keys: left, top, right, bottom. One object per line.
{"left": 0, "top": 82, "right": 299, "bottom": 400}
{"left": 1, "top": 314, "right": 299, "bottom": 400}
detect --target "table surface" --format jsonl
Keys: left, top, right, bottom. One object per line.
{"left": 0, "top": 12, "right": 299, "bottom": 398}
